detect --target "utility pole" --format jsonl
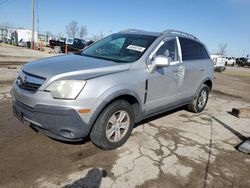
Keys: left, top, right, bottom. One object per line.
{"left": 31, "top": 0, "right": 35, "bottom": 49}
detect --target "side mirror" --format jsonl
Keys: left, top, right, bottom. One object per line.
{"left": 149, "top": 55, "right": 169, "bottom": 73}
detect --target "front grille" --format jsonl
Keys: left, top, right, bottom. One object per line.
{"left": 19, "top": 82, "right": 41, "bottom": 92}
{"left": 16, "top": 70, "right": 46, "bottom": 92}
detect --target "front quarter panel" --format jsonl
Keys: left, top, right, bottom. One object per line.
{"left": 78, "top": 68, "right": 147, "bottom": 124}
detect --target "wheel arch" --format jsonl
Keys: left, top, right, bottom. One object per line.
{"left": 193, "top": 78, "right": 213, "bottom": 100}
{"left": 89, "top": 90, "right": 143, "bottom": 127}
{"left": 203, "top": 79, "right": 212, "bottom": 90}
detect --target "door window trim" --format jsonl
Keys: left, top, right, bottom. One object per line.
{"left": 148, "top": 37, "right": 183, "bottom": 66}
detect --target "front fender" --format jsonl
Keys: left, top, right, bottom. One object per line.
{"left": 89, "top": 86, "right": 143, "bottom": 126}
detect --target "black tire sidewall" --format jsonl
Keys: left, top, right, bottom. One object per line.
{"left": 195, "top": 85, "right": 209, "bottom": 113}
{"left": 90, "top": 100, "right": 135, "bottom": 150}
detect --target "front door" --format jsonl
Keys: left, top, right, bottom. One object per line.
{"left": 145, "top": 37, "right": 185, "bottom": 115}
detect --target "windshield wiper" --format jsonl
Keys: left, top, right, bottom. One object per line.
{"left": 78, "top": 54, "right": 131, "bottom": 63}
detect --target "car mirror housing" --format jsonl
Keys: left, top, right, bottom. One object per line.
{"left": 149, "top": 55, "right": 169, "bottom": 73}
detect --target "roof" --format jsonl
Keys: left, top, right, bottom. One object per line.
{"left": 119, "top": 29, "right": 199, "bottom": 40}
{"left": 119, "top": 29, "right": 162, "bottom": 37}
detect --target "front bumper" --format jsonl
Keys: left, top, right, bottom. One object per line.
{"left": 12, "top": 98, "right": 91, "bottom": 141}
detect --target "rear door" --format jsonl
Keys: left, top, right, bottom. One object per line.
{"left": 178, "top": 38, "right": 210, "bottom": 98}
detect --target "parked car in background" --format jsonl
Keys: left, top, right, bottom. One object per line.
{"left": 64, "top": 38, "right": 86, "bottom": 53}
{"left": 211, "top": 55, "right": 226, "bottom": 72}
{"left": 236, "top": 57, "right": 250, "bottom": 67}
{"left": 225, "top": 57, "right": 236, "bottom": 66}
{"left": 49, "top": 38, "right": 92, "bottom": 53}
{"left": 12, "top": 29, "right": 213, "bottom": 150}
{"left": 49, "top": 38, "right": 66, "bottom": 53}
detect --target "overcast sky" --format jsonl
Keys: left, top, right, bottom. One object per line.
{"left": 0, "top": 0, "right": 250, "bottom": 57}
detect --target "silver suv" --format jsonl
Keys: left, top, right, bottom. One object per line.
{"left": 12, "top": 29, "right": 213, "bottom": 149}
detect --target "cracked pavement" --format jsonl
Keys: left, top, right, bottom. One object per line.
{"left": 1, "top": 92, "right": 250, "bottom": 188}
{"left": 0, "top": 46, "right": 250, "bottom": 188}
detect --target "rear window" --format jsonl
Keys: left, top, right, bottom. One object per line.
{"left": 179, "top": 38, "right": 210, "bottom": 60}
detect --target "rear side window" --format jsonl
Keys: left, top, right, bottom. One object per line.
{"left": 198, "top": 43, "right": 210, "bottom": 59}
{"left": 179, "top": 38, "right": 209, "bottom": 60}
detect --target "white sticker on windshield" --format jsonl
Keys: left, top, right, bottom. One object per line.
{"left": 126, "top": 45, "right": 146, "bottom": 52}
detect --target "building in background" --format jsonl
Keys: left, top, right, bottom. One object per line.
{"left": 0, "top": 27, "right": 38, "bottom": 47}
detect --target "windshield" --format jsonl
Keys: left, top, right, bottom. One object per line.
{"left": 80, "top": 34, "right": 156, "bottom": 63}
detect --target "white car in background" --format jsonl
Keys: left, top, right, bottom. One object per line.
{"left": 225, "top": 57, "right": 236, "bottom": 66}
{"left": 211, "top": 55, "right": 226, "bottom": 72}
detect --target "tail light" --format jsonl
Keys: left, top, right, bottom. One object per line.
{"left": 212, "top": 58, "right": 217, "bottom": 65}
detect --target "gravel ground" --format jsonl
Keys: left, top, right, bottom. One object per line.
{"left": 0, "top": 45, "right": 249, "bottom": 188}
{"left": 213, "top": 66, "right": 250, "bottom": 102}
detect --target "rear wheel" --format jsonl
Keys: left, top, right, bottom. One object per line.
{"left": 90, "top": 100, "right": 135, "bottom": 150}
{"left": 187, "top": 84, "right": 209, "bottom": 113}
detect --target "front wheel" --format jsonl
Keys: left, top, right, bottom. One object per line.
{"left": 54, "top": 46, "right": 61, "bottom": 53}
{"left": 90, "top": 100, "right": 135, "bottom": 150}
{"left": 187, "top": 84, "right": 209, "bottom": 113}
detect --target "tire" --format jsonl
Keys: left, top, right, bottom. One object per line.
{"left": 90, "top": 100, "right": 135, "bottom": 150}
{"left": 54, "top": 46, "right": 61, "bottom": 53}
{"left": 187, "top": 84, "right": 209, "bottom": 113}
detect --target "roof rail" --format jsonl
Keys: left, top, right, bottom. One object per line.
{"left": 162, "top": 30, "right": 198, "bottom": 40}
{"left": 119, "top": 29, "right": 145, "bottom": 33}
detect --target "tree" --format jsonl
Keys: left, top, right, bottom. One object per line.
{"left": 218, "top": 42, "right": 227, "bottom": 55}
{"left": 90, "top": 31, "right": 104, "bottom": 41}
{"left": 57, "top": 32, "right": 65, "bottom": 38}
{"left": 0, "top": 22, "right": 13, "bottom": 29}
{"left": 65, "top": 21, "right": 79, "bottom": 38}
{"left": 91, "top": 34, "right": 103, "bottom": 41}
{"left": 45, "top": 31, "right": 53, "bottom": 37}
{"left": 79, "top": 26, "right": 88, "bottom": 39}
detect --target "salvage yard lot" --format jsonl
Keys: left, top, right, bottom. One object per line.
{"left": 0, "top": 45, "right": 250, "bottom": 188}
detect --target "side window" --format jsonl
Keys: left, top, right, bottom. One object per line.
{"left": 74, "top": 39, "right": 79, "bottom": 45}
{"left": 179, "top": 38, "right": 210, "bottom": 60}
{"left": 179, "top": 38, "right": 199, "bottom": 60}
{"left": 198, "top": 43, "right": 210, "bottom": 59}
{"left": 155, "top": 39, "right": 179, "bottom": 62}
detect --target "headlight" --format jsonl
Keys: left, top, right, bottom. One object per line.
{"left": 45, "top": 80, "right": 86, "bottom": 99}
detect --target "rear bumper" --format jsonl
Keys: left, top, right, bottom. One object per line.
{"left": 214, "top": 66, "right": 225, "bottom": 71}
{"left": 12, "top": 98, "right": 91, "bottom": 141}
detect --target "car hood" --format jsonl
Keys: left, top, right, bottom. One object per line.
{"left": 22, "top": 54, "right": 131, "bottom": 80}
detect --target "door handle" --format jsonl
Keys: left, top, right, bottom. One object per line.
{"left": 200, "top": 68, "right": 205, "bottom": 71}
{"left": 172, "top": 70, "right": 182, "bottom": 75}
